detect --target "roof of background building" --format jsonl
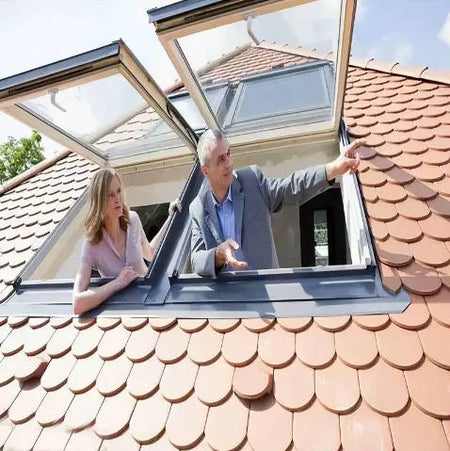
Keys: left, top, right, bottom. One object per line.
{"left": 0, "top": 43, "right": 449, "bottom": 450}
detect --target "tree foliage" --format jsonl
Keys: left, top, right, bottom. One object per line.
{"left": 0, "top": 130, "right": 45, "bottom": 184}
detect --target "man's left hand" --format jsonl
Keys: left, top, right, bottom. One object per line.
{"left": 325, "top": 139, "right": 364, "bottom": 181}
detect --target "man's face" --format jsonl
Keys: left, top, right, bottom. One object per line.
{"left": 201, "top": 138, "right": 233, "bottom": 194}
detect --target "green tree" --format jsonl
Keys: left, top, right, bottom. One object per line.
{"left": 0, "top": 130, "right": 45, "bottom": 183}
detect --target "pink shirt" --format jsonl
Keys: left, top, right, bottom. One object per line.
{"left": 81, "top": 211, "right": 148, "bottom": 277}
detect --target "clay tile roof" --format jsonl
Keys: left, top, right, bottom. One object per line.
{"left": 0, "top": 42, "right": 449, "bottom": 449}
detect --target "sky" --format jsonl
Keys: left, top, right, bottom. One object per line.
{"left": 0, "top": 0, "right": 448, "bottom": 159}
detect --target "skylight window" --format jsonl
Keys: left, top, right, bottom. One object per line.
{"left": 148, "top": 0, "right": 356, "bottom": 146}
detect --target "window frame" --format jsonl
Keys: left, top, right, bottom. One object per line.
{"left": 0, "top": 40, "right": 199, "bottom": 168}
{"left": 148, "top": 0, "right": 357, "bottom": 149}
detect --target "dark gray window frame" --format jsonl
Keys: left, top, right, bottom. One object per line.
{"left": 2, "top": 122, "right": 410, "bottom": 318}
{"left": 222, "top": 61, "right": 334, "bottom": 134}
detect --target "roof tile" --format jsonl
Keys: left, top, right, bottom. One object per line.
{"left": 33, "top": 422, "right": 71, "bottom": 451}
{"left": 121, "top": 317, "right": 148, "bottom": 331}
{"left": 276, "top": 317, "right": 312, "bottom": 332}
{"left": 395, "top": 196, "right": 431, "bottom": 220}
{"left": 205, "top": 393, "right": 248, "bottom": 451}
{"left": 293, "top": 397, "right": 340, "bottom": 451}
{"left": 67, "top": 353, "right": 104, "bottom": 394}
{"left": 273, "top": 357, "right": 314, "bottom": 411}
{"left": 247, "top": 394, "right": 292, "bottom": 451}
{"left": 353, "top": 314, "right": 390, "bottom": 331}
{"left": 71, "top": 323, "right": 104, "bottom": 359}
{"left": 398, "top": 261, "right": 442, "bottom": 295}
{"left": 376, "top": 237, "right": 413, "bottom": 267}
{"left": 127, "top": 354, "right": 164, "bottom": 400}
{"left": 316, "top": 357, "right": 360, "bottom": 414}
{"left": 233, "top": 357, "right": 273, "bottom": 401}
{"left": 385, "top": 216, "right": 422, "bottom": 242}
{"left": 187, "top": 324, "right": 222, "bottom": 365}
{"left": 46, "top": 323, "right": 78, "bottom": 358}
{"left": 418, "top": 320, "right": 450, "bottom": 370}
{"left": 129, "top": 391, "right": 171, "bottom": 445}
{"left": 94, "top": 388, "right": 136, "bottom": 439}
{"left": 0, "top": 379, "right": 21, "bottom": 418}
{"left": 340, "top": 400, "right": 393, "bottom": 451}
{"left": 390, "top": 402, "right": 450, "bottom": 450}
{"left": 222, "top": 323, "right": 258, "bottom": 367}
{"left": 296, "top": 321, "right": 335, "bottom": 368}
{"left": 159, "top": 357, "right": 197, "bottom": 403}
{"left": 376, "top": 323, "right": 423, "bottom": 369}
{"left": 258, "top": 323, "right": 295, "bottom": 368}
{"left": 3, "top": 418, "right": 42, "bottom": 451}
{"left": 208, "top": 318, "right": 240, "bottom": 332}
{"left": 125, "top": 323, "right": 159, "bottom": 363}
{"left": 40, "top": 351, "right": 76, "bottom": 391}
{"left": 96, "top": 353, "right": 133, "bottom": 397}
{"left": 424, "top": 286, "right": 450, "bottom": 327}
{"left": 410, "top": 235, "right": 450, "bottom": 267}
{"left": 314, "top": 315, "right": 351, "bottom": 332}
{"left": 420, "top": 213, "right": 450, "bottom": 240}
{"left": 155, "top": 324, "right": 189, "bottom": 364}
{"left": 389, "top": 293, "right": 431, "bottom": 330}
{"left": 165, "top": 393, "right": 208, "bottom": 449}
{"left": 97, "top": 325, "right": 130, "bottom": 361}
{"left": 8, "top": 378, "right": 46, "bottom": 424}
{"left": 35, "top": 384, "right": 73, "bottom": 427}
{"left": 335, "top": 321, "right": 378, "bottom": 369}
{"left": 195, "top": 356, "right": 233, "bottom": 406}
{"left": 64, "top": 387, "right": 103, "bottom": 432}
{"left": 359, "top": 356, "right": 409, "bottom": 416}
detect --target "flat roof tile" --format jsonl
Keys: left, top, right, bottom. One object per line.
{"left": 97, "top": 325, "right": 130, "bottom": 361}
{"left": 386, "top": 216, "right": 422, "bottom": 242}
{"left": 376, "top": 237, "right": 413, "bottom": 267}
{"left": 195, "top": 355, "right": 233, "bottom": 406}
{"left": 208, "top": 318, "right": 240, "bottom": 332}
{"left": 248, "top": 394, "right": 292, "bottom": 451}
{"left": 154, "top": 324, "right": 188, "bottom": 364}
{"left": 120, "top": 317, "right": 148, "bottom": 332}
{"left": 410, "top": 236, "right": 450, "bottom": 267}
{"left": 273, "top": 357, "right": 314, "bottom": 411}
{"left": 159, "top": 357, "right": 197, "bottom": 403}
{"left": 418, "top": 319, "right": 450, "bottom": 370}
{"left": 376, "top": 323, "right": 423, "bottom": 370}
{"left": 3, "top": 418, "right": 42, "bottom": 451}
{"left": 389, "top": 293, "right": 431, "bottom": 330}
{"left": 366, "top": 200, "right": 398, "bottom": 221}
{"left": 35, "top": 384, "right": 73, "bottom": 427}
{"left": 33, "top": 422, "right": 71, "bottom": 451}
{"left": 359, "top": 356, "right": 409, "bottom": 416}
{"left": 296, "top": 321, "right": 335, "bottom": 369}
{"left": 276, "top": 317, "right": 312, "bottom": 332}
{"left": 67, "top": 353, "right": 104, "bottom": 395}
{"left": 379, "top": 262, "right": 402, "bottom": 293}
{"left": 46, "top": 323, "right": 78, "bottom": 358}
{"left": 126, "top": 354, "right": 164, "bottom": 400}
{"left": 8, "top": 378, "right": 46, "bottom": 424}
{"left": 64, "top": 387, "right": 103, "bottom": 432}
{"left": 258, "top": 323, "right": 295, "bottom": 368}
{"left": 222, "top": 323, "right": 258, "bottom": 367}
{"left": 94, "top": 388, "right": 136, "bottom": 439}
{"left": 335, "top": 321, "right": 378, "bottom": 369}
{"left": 72, "top": 323, "right": 104, "bottom": 359}
{"left": 420, "top": 213, "right": 450, "bottom": 240}
{"left": 0, "top": 379, "right": 20, "bottom": 418}
{"left": 424, "top": 286, "right": 450, "bottom": 327}
{"left": 187, "top": 324, "right": 222, "bottom": 365}
{"left": 125, "top": 323, "right": 159, "bottom": 363}
{"left": 129, "top": 391, "right": 171, "bottom": 445}
{"left": 340, "top": 400, "right": 393, "bottom": 451}
{"left": 40, "top": 351, "right": 76, "bottom": 392}
{"left": 293, "top": 398, "right": 340, "bottom": 451}
{"left": 96, "top": 353, "right": 133, "bottom": 397}
{"left": 177, "top": 319, "right": 207, "bottom": 333}
{"left": 149, "top": 317, "right": 177, "bottom": 331}
{"left": 233, "top": 357, "right": 273, "bottom": 401}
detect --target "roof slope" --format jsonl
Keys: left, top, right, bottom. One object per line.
{"left": 0, "top": 44, "right": 449, "bottom": 449}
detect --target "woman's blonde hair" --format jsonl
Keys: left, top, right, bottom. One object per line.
{"left": 85, "top": 167, "right": 130, "bottom": 244}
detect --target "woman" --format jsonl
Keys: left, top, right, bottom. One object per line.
{"left": 72, "top": 167, "right": 180, "bottom": 314}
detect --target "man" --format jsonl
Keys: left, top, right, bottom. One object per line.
{"left": 190, "top": 129, "right": 362, "bottom": 277}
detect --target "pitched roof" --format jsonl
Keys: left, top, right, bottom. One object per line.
{"left": 0, "top": 44, "right": 449, "bottom": 449}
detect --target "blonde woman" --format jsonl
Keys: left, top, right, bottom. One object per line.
{"left": 73, "top": 167, "right": 180, "bottom": 314}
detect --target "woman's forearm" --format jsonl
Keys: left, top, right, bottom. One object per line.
{"left": 72, "top": 279, "right": 120, "bottom": 315}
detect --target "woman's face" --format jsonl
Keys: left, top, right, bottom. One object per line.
{"left": 104, "top": 175, "right": 123, "bottom": 220}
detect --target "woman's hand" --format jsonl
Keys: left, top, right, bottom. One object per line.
{"left": 114, "top": 265, "right": 139, "bottom": 290}
{"left": 168, "top": 198, "right": 182, "bottom": 216}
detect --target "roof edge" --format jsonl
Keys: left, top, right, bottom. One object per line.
{"left": 0, "top": 149, "right": 71, "bottom": 196}
{"left": 257, "top": 41, "right": 450, "bottom": 85}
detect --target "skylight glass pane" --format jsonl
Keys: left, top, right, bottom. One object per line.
{"left": 20, "top": 72, "right": 187, "bottom": 162}
{"left": 177, "top": 0, "right": 341, "bottom": 135}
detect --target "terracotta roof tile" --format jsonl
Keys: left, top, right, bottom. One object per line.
{"left": 97, "top": 325, "right": 130, "bottom": 360}
{"left": 126, "top": 354, "right": 164, "bottom": 400}
{"left": 222, "top": 323, "right": 258, "bottom": 366}
{"left": 340, "top": 400, "right": 393, "bottom": 451}
{"left": 125, "top": 322, "right": 159, "bottom": 363}
{"left": 273, "top": 357, "right": 314, "bottom": 411}
{"left": 418, "top": 319, "right": 450, "bottom": 369}
{"left": 159, "top": 357, "right": 197, "bottom": 403}
{"left": 165, "top": 393, "right": 208, "bottom": 449}
{"left": 187, "top": 323, "right": 222, "bottom": 365}
{"left": 296, "top": 321, "right": 335, "bottom": 368}
{"left": 248, "top": 394, "right": 292, "bottom": 451}
{"left": 35, "top": 385, "right": 73, "bottom": 427}
{"left": 195, "top": 355, "right": 233, "bottom": 406}
{"left": 3, "top": 417, "right": 42, "bottom": 451}
{"left": 64, "top": 387, "right": 103, "bottom": 432}
{"left": 97, "top": 353, "right": 133, "bottom": 397}
{"left": 67, "top": 353, "right": 104, "bottom": 394}
{"left": 129, "top": 390, "right": 170, "bottom": 444}
{"left": 40, "top": 351, "right": 76, "bottom": 391}
{"left": 293, "top": 397, "right": 340, "bottom": 450}
{"left": 155, "top": 324, "right": 189, "bottom": 364}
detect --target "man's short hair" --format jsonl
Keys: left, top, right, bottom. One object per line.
{"left": 197, "top": 129, "right": 227, "bottom": 165}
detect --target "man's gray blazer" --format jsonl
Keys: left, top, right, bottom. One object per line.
{"left": 189, "top": 164, "right": 331, "bottom": 277}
